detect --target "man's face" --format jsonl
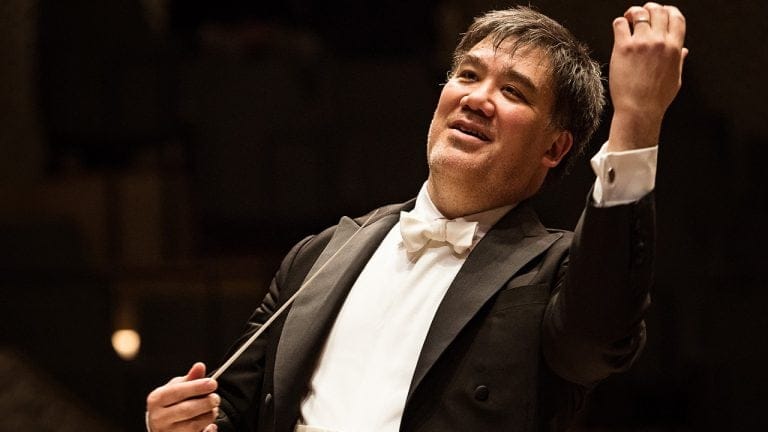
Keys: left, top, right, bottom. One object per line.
{"left": 426, "top": 37, "right": 569, "bottom": 210}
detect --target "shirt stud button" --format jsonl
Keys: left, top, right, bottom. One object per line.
{"left": 474, "top": 385, "right": 489, "bottom": 401}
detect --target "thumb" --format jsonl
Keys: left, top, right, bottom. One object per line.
{"left": 679, "top": 47, "right": 689, "bottom": 81}
{"left": 164, "top": 362, "right": 209, "bottom": 385}
{"left": 186, "top": 362, "right": 207, "bottom": 380}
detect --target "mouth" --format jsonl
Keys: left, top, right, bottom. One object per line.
{"left": 449, "top": 120, "right": 491, "bottom": 142}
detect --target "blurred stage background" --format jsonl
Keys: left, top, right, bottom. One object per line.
{"left": 1, "top": 0, "right": 766, "bottom": 430}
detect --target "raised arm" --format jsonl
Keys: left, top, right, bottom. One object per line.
{"left": 543, "top": 3, "right": 687, "bottom": 386}
{"left": 607, "top": 3, "right": 687, "bottom": 152}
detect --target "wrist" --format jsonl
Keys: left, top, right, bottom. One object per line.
{"left": 607, "top": 109, "right": 663, "bottom": 152}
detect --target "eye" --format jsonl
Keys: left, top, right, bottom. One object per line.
{"left": 503, "top": 85, "right": 528, "bottom": 103}
{"left": 455, "top": 69, "right": 478, "bottom": 82}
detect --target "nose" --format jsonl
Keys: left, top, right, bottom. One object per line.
{"left": 460, "top": 83, "right": 495, "bottom": 117}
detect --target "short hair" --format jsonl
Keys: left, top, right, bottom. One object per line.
{"left": 450, "top": 6, "right": 605, "bottom": 180}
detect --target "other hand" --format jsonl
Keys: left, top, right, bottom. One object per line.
{"left": 146, "top": 362, "right": 220, "bottom": 432}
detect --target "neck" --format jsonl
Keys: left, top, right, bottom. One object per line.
{"left": 426, "top": 177, "right": 515, "bottom": 219}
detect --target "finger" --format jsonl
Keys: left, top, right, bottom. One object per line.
{"left": 624, "top": 6, "right": 651, "bottom": 34}
{"left": 154, "top": 393, "right": 220, "bottom": 428}
{"left": 624, "top": 6, "right": 648, "bottom": 23}
{"left": 170, "top": 407, "right": 219, "bottom": 432}
{"left": 172, "top": 395, "right": 220, "bottom": 424}
{"left": 166, "top": 362, "right": 206, "bottom": 385}
{"left": 645, "top": 2, "right": 668, "bottom": 35}
{"left": 203, "top": 424, "right": 219, "bottom": 432}
{"left": 167, "top": 375, "right": 186, "bottom": 385}
{"left": 186, "top": 362, "right": 207, "bottom": 380}
{"left": 168, "top": 379, "right": 218, "bottom": 407}
{"left": 148, "top": 377, "right": 218, "bottom": 409}
{"left": 679, "top": 47, "right": 689, "bottom": 77}
{"left": 665, "top": 5, "right": 687, "bottom": 47}
{"left": 612, "top": 17, "right": 631, "bottom": 45}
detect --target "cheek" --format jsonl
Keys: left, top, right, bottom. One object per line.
{"left": 427, "top": 91, "right": 457, "bottom": 148}
{"left": 426, "top": 118, "right": 437, "bottom": 153}
{"left": 435, "top": 83, "right": 463, "bottom": 114}
{"left": 498, "top": 111, "right": 552, "bottom": 153}
{"left": 495, "top": 120, "right": 551, "bottom": 171}
{"left": 499, "top": 108, "right": 539, "bottom": 134}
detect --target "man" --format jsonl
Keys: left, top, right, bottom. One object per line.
{"left": 147, "top": 3, "right": 687, "bottom": 431}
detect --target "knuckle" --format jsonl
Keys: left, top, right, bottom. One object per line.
{"left": 634, "top": 38, "right": 664, "bottom": 52}
{"left": 146, "top": 390, "right": 161, "bottom": 407}
{"left": 620, "top": 38, "right": 668, "bottom": 56}
{"left": 649, "top": 39, "right": 666, "bottom": 50}
{"left": 665, "top": 5, "right": 683, "bottom": 14}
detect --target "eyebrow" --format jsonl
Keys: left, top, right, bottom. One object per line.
{"left": 459, "top": 53, "right": 540, "bottom": 96}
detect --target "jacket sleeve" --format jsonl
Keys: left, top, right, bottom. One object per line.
{"left": 542, "top": 190, "right": 655, "bottom": 387}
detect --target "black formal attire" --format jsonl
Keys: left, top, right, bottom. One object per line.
{"left": 214, "top": 191, "right": 654, "bottom": 432}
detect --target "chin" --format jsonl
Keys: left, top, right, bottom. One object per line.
{"left": 429, "top": 160, "right": 486, "bottom": 190}
{"left": 430, "top": 146, "right": 483, "bottom": 172}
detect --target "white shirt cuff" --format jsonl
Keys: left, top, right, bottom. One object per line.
{"left": 590, "top": 142, "right": 657, "bottom": 207}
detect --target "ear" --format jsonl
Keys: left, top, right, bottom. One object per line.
{"left": 541, "top": 130, "right": 573, "bottom": 168}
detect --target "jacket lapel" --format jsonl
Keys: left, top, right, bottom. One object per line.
{"left": 273, "top": 202, "right": 411, "bottom": 427}
{"left": 406, "top": 203, "right": 563, "bottom": 402}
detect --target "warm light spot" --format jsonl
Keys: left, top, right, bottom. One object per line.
{"left": 112, "top": 329, "right": 141, "bottom": 360}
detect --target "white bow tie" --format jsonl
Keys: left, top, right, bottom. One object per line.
{"left": 399, "top": 211, "right": 479, "bottom": 254}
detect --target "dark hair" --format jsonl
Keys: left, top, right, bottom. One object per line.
{"left": 451, "top": 6, "right": 605, "bottom": 180}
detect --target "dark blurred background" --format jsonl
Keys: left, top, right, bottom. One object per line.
{"left": 1, "top": 0, "right": 766, "bottom": 430}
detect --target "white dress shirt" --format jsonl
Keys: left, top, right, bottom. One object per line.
{"left": 296, "top": 144, "right": 658, "bottom": 432}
